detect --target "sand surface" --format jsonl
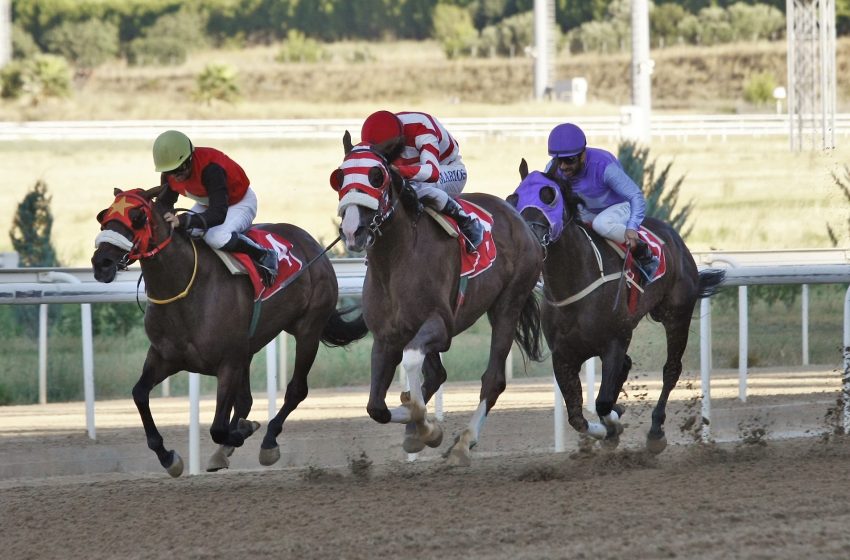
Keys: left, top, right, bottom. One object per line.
{"left": 1, "top": 368, "right": 848, "bottom": 559}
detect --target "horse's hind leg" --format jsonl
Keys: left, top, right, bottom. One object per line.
{"left": 260, "top": 331, "right": 322, "bottom": 466}
{"left": 208, "top": 370, "right": 257, "bottom": 472}
{"left": 132, "top": 348, "right": 184, "bottom": 477}
{"left": 403, "top": 352, "right": 447, "bottom": 453}
{"left": 646, "top": 313, "right": 692, "bottom": 454}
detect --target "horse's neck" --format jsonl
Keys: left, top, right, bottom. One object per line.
{"left": 545, "top": 222, "right": 613, "bottom": 292}
{"left": 140, "top": 232, "right": 201, "bottom": 297}
{"left": 367, "top": 209, "right": 428, "bottom": 282}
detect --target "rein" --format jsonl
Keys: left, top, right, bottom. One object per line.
{"left": 146, "top": 238, "right": 199, "bottom": 305}
{"left": 544, "top": 225, "right": 642, "bottom": 307}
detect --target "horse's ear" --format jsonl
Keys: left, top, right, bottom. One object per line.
{"left": 343, "top": 130, "right": 353, "bottom": 155}
{"left": 506, "top": 193, "right": 519, "bottom": 208}
{"left": 519, "top": 159, "right": 529, "bottom": 179}
{"left": 113, "top": 187, "right": 122, "bottom": 196}
{"left": 142, "top": 184, "right": 165, "bottom": 200}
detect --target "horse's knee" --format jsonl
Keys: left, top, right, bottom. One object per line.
{"left": 622, "top": 355, "right": 632, "bottom": 373}
{"left": 367, "top": 406, "right": 391, "bottom": 424}
{"left": 285, "top": 383, "right": 308, "bottom": 404}
{"left": 131, "top": 382, "right": 150, "bottom": 403}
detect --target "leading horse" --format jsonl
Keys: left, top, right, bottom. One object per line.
{"left": 91, "top": 186, "right": 367, "bottom": 476}
{"left": 332, "top": 133, "right": 544, "bottom": 466}
{"left": 509, "top": 161, "right": 724, "bottom": 453}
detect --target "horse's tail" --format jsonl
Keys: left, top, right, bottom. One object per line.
{"left": 321, "top": 306, "right": 369, "bottom": 347}
{"left": 513, "top": 291, "right": 545, "bottom": 362}
{"left": 697, "top": 268, "right": 726, "bottom": 298}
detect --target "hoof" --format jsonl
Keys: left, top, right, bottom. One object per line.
{"left": 601, "top": 434, "right": 621, "bottom": 450}
{"left": 259, "top": 445, "right": 281, "bottom": 466}
{"left": 446, "top": 444, "right": 472, "bottom": 467}
{"left": 237, "top": 418, "right": 261, "bottom": 436}
{"left": 207, "top": 445, "right": 233, "bottom": 472}
{"left": 166, "top": 450, "right": 184, "bottom": 478}
{"left": 403, "top": 422, "right": 426, "bottom": 453}
{"left": 425, "top": 421, "right": 443, "bottom": 448}
{"left": 646, "top": 433, "right": 667, "bottom": 455}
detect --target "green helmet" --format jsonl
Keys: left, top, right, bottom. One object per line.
{"left": 152, "top": 130, "right": 193, "bottom": 172}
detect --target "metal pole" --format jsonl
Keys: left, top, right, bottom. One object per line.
{"left": 0, "top": 0, "right": 10, "bottom": 68}
{"left": 584, "top": 358, "right": 596, "bottom": 412}
{"left": 843, "top": 285, "right": 850, "bottom": 434}
{"left": 266, "top": 339, "right": 277, "bottom": 419}
{"left": 189, "top": 372, "right": 200, "bottom": 475}
{"left": 38, "top": 304, "right": 48, "bottom": 405}
{"left": 631, "top": 0, "right": 653, "bottom": 141}
{"left": 533, "top": 0, "right": 552, "bottom": 99}
{"left": 700, "top": 298, "right": 712, "bottom": 442}
{"left": 802, "top": 284, "right": 810, "bottom": 365}
{"left": 738, "top": 286, "right": 748, "bottom": 402}
{"left": 553, "top": 374, "right": 566, "bottom": 452}
{"left": 786, "top": 0, "right": 797, "bottom": 151}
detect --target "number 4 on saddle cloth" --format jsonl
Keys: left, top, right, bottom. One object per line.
{"left": 214, "top": 227, "right": 303, "bottom": 301}
{"left": 426, "top": 199, "right": 497, "bottom": 307}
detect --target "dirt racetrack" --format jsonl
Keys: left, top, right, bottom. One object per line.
{"left": 1, "top": 368, "right": 849, "bottom": 559}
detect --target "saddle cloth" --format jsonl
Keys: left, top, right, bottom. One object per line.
{"left": 424, "top": 199, "right": 496, "bottom": 278}
{"left": 604, "top": 226, "right": 667, "bottom": 313}
{"left": 212, "top": 226, "right": 303, "bottom": 301}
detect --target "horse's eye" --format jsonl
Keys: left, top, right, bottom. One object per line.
{"left": 329, "top": 168, "right": 344, "bottom": 191}
{"left": 130, "top": 209, "right": 147, "bottom": 229}
{"left": 368, "top": 166, "right": 385, "bottom": 188}
{"left": 540, "top": 186, "right": 558, "bottom": 207}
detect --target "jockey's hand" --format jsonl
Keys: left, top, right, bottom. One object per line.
{"left": 163, "top": 212, "right": 180, "bottom": 230}
{"left": 624, "top": 228, "right": 640, "bottom": 249}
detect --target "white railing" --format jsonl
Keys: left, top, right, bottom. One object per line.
{"left": 2, "top": 114, "right": 850, "bottom": 142}
{"left": 2, "top": 251, "right": 850, "bottom": 473}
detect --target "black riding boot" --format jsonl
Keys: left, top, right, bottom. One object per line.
{"left": 632, "top": 240, "right": 659, "bottom": 283}
{"left": 442, "top": 198, "right": 484, "bottom": 252}
{"left": 222, "top": 233, "right": 279, "bottom": 288}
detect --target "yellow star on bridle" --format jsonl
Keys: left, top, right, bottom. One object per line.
{"left": 106, "top": 197, "right": 135, "bottom": 219}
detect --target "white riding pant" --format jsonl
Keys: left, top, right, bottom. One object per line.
{"left": 579, "top": 201, "right": 631, "bottom": 244}
{"left": 411, "top": 158, "right": 467, "bottom": 211}
{"left": 188, "top": 187, "right": 258, "bottom": 249}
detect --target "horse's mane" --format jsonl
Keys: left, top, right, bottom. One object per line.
{"left": 544, "top": 170, "right": 583, "bottom": 221}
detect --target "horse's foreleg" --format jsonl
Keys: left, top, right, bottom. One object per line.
{"left": 132, "top": 349, "right": 183, "bottom": 477}
{"left": 260, "top": 332, "right": 322, "bottom": 466}
{"left": 446, "top": 313, "right": 514, "bottom": 467}
{"left": 366, "top": 340, "right": 403, "bottom": 424}
{"left": 590, "top": 341, "right": 630, "bottom": 442}
{"left": 552, "top": 350, "right": 590, "bottom": 435}
{"left": 402, "top": 352, "right": 447, "bottom": 453}
{"left": 647, "top": 316, "right": 691, "bottom": 454}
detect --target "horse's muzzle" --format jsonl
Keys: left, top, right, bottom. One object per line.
{"left": 91, "top": 255, "right": 118, "bottom": 283}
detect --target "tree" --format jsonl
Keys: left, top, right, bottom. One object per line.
{"left": 617, "top": 140, "right": 693, "bottom": 239}
{"left": 9, "top": 179, "right": 58, "bottom": 267}
{"left": 433, "top": 4, "right": 478, "bottom": 59}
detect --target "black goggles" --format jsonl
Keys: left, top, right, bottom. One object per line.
{"left": 167, "top": 158, "right": 192, "bottom": 176}
{"left": 556, "top": 153, "right": 583, "bottom": 165}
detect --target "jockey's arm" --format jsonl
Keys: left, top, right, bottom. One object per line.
{"left": 178, "top": 164, "right": 229, "bottom": 230}
{"left": 395, "top": 143, "right": 440, "bottom": 183}
{"left": 603, "top": 164, "right": 646, "bottom": 231}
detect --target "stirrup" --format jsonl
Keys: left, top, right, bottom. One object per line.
{"left": 460, "top": 221, "right": 484, "bottom": 252}
{"left": 637, "top": 256, "right": 659, "bottom": 283}
{"left": 256, "top": 250, "right": 279, "bottom": 287}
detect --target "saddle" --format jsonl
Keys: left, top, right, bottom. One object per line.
{"left": 424, "top": 200, "right": 496, "bottom": 279}
{"left": 213, "top": 227, "right": 303, "bottom": 301}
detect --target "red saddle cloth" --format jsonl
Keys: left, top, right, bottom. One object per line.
{"left": 445, "top": 200, "right": 497, "bottom": 278}
{"left": 617, "top": 227, "right": 667, "bottom": 313}
{"left": 231, "top": 227, "right": 303, "bottom": 301}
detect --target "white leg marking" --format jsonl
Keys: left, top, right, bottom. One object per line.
{"left": 340, "top": 205, "right": 360, "bottom": 248}
{"left": 465, "top": 400, "right": 488, "bottom": 445}
{"left": 389, "top": 349, "right": 426, "bottom": 424}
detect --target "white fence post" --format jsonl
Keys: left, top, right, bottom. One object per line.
{"left": 738, "top": 286, "right": 748, "bottom": 402}
{"left": 265, "top": 339, "right": 277, "bottom": 419}
{"left": 38, "top": 303, "right": 48, "bottom": 405}
{"left": 700, "top": 298, "right": 712, "bottom": 442}
{"left": 553, "top": 374, "right": 566, "bottom": 452}
{"left": 802, "top": 284, "right": 810, "bottom": 365}
{"left": 189, "top": 372, "right": 200, "bottom": 475}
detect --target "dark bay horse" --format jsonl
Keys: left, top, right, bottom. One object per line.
{"left": 91, "top": 187, "right": 367, "bottom": 476}
{"left": 332, "top": 134, "right": 543, "bottom": 466}
{"left": 508, "top": 161, "right": 724, "bottom": 453}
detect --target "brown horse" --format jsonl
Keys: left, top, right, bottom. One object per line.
{"left": 508, "top": 161, "right": 724, "bottom": 453}
{"left": 91, "top": 187, "right": 367, "bottom": 476}
{"left": 332, "top": 134, "right": 543, "bottom": 466}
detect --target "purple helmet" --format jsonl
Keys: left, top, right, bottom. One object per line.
{"left": 547, "top": 123, "right": 586, "bottom": 157}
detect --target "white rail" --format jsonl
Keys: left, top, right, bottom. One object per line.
{"left": 2, "top": 114, "right": 850, "bottom": 142}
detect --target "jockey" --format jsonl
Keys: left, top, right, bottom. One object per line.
{"left": 152, "top": 129, "right": 279, "bottom": 287}
{"left": 545, "top": 122, "right": 659, "bottom": 282}
{"left": 360, "top": 110, "right": 484, "bottom": 251}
